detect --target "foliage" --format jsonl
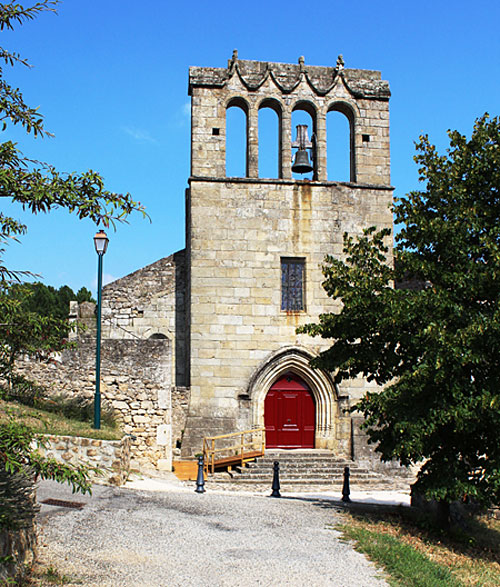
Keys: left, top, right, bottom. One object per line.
{"left": 1, "top": 398, "right": 121, "bottom": 441}
{"left": 0, "top": 1, "right": 148, "bottom": 283}
{"left": 0, "top": 0, "right": 147, "bottom": 546}
{"left": 0, "top": 415, "right": 93, "bottom": 498}
{"left": 299, "top": 114, "right": 500, "bottom": 509}
{"left": 0, "top": 282, "right": 94, "bottom": 385}
{"left": 8, "top": 282, "right": 94, "bottom": 320}
{"left": 0, "top": 287, "right": 72, "bottom": 383}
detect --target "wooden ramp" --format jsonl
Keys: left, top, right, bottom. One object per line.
{"left": 203, "top": 428, "right": 265, "bottom": 475}
{"left": 172, "top": 460, "right": 202, "bottom": 481}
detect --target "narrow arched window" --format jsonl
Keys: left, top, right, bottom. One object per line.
{"left": 258, "top": 100, "right": 281, "bottom": 179}
{"left": 291, "top": 103, "right": 316, "bottom": 180}
{"left": 226, "top": 101, "right": 248, "bottom": 177}
{"left": 327, "top": 104, "right": 355, "bottom": 182}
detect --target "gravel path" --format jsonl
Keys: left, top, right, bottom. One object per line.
{"left": 36, "top": 480, "right": 388, "bottom": 586}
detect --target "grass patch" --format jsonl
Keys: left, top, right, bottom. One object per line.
{"left": 337, "top": 507, "right": 500, "bottom": 586}
{"left": 17, "top": 562, "right": 82, "bottom": 586}
{"left": 0, "top": 399, "right": 122, "bottom": 441}
{"left": 39, "top": 565, "right": 73, "bottom": 585}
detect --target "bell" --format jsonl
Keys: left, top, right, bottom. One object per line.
{"left": 292, "top": 149, "right": 313, "bottom": 174}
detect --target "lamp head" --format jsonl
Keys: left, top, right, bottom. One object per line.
{"left": 93, "top": 230, "right": 109, "bottom": 255}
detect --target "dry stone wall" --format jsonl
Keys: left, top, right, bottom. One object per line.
{"left": 38, "top": 435, "right": 131, "bottom": 486}
{"left": 14, "top": 339, "right": 173, "bottom": 472}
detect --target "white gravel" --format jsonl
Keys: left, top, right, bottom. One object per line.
{"left": 36, "top": 477, "right": 391, "bottom": 586}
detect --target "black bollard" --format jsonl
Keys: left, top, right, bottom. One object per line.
{"left": 341, "top": 465, "right": 351, "bottom": 502}
{"left": 195, "top": 455, "right": 206, "bottom": 494}
{"left": 270, "top": 460, "right": 281, "bottom": 498}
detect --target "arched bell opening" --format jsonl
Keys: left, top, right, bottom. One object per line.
{"left": 327, "top": 101, "right": 356, "bottom": 182}
{"left": 291, "top": 101, "right": 317, "bottom": 180}
{"left": 226, "top": 97, "right": 249, "bottom": 178}
{"left": 258, "top": 98, "right": 282, "bottom": 179}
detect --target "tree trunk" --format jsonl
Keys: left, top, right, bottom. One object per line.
{"left": 436, "top": 499, "right": 450, "bottom": 530}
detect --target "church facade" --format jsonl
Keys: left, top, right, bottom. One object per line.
{"left": 101, "top": 54, "right": 393, "bottom": 464}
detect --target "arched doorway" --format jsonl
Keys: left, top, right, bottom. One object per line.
{"left": 264, "top": 372, "right": 315, "bottom": 448}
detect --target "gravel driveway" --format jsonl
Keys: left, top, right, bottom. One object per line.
{"left": 36, "top": 480, "right": 388, "bottom": 586}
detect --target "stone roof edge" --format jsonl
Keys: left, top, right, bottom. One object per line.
{"left": 188, "top": 57, "right": 390, "bottom": 99}
{"left": 103, "top": 249, "right": 185, "bottom": 291}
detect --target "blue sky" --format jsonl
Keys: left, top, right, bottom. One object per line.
{"left": 2, "top": 0, "right": 500, "bottom": 293}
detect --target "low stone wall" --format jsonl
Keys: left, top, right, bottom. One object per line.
{"left": 39, "top": 434, "right": 131, "bottom": 486}
{"left": 14, "top": 338, "right": 173, "bottom": 472}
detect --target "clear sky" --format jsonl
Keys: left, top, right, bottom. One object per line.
{"left": 2, "top": 0, "right": 500, "bottom": 293}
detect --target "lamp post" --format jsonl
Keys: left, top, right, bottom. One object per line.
{"left": 93, "top": 230, "right": 109, "bottom": 429}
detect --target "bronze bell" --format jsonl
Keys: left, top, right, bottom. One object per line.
{"left": 292, "top": 149, "right": 313, "bottom": 174}
{"left": 291, "top": 124, "right": 314, "bottom": 174}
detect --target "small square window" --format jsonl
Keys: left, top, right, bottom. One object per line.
{"left": 362, "top": 134, "right": 370, "bottom": 143}
{"left": 212, "top": 128, "right": 220, "bottom": 136}
{"left": 281, "top": 258, "right": 305, "bottom": 311}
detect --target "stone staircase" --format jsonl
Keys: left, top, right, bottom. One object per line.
{"left": 205, "top": 450, "right": 412, "bottom": 493}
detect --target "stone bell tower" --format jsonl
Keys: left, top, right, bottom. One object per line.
{"left": 182, "top": 52, "right": 393, "bottom": 458}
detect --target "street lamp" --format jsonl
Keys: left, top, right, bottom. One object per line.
{"left": 93, "top": 229, "right": 109, "bottom": 429}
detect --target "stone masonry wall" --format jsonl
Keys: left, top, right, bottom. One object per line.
{"left": 189, "top": 55, "right": 391, "bottom": 185}
{"left": 171, "top": 386, "right": 191, "bottom": 458}
{"left": 38, "top": 434, "right": 131, "bottom": 486}
{"left": 183, "top": 56, "right": 393, "bottom": 456}
{"left": 100, "top": 250, "right": 188, "bottom": 388}
{"left": 14, "top": 339, "right": 173, "bottom": 472}
{"left": 185, "top": 179, "right": 392, "bottom": 454}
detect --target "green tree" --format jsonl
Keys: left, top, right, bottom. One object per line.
{"left": 0, "top": 1, "right": 147, "bottom": 283}
{"left": 0, "top": 3, "right": 147, "bottom": 580}
{"left": 0, "top": 285, "right": 70, "bottom": 384}
{"left": 6, "top": 281, "right": 94, "bottom": 320}
{"left": 76, "top": 286, "right": 93, "bottom": 304}
{"left": 0, "top": 4, "right": 147, "bottom": 567}
{"left": 299, "top": 114, "right": 500, "bottom": 523}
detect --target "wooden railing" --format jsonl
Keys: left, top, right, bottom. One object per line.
{"left": 203, "top": 428, "right": 265, "bottom": 475}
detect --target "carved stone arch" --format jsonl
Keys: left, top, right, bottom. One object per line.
{"left": 258, "top": 97, "right": 283, "bottom": 115}
{"left": 248, "top": 346, "right": 339, "bottom": 449}
{"left": 226, "top": 95, "right": 250, "bottom": 113}
{"left": 327, "top": 100, "right": 358, "bottom": 183}
{"left": 327, "top": 100, "right": 357, "bottom": 122}
{"left": 291, "top": 99, "right": 318, "bottom": 119}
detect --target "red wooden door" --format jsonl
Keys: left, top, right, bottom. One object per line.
{"left": 264, "top": 373, "right": 315, "bottom": 448}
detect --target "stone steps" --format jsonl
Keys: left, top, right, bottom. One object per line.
{"left": 205, "top": 450, "right": 411, "bottom": 492}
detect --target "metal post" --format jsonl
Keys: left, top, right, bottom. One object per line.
{"left": 94, "top": 252, "right": 104, "bottom": 429}
{"left": 195, "top": 455, "right": 206, "bottom": 494}
{"left": 270, "top": 460, "right": 281, "bottom": 498}
{"left": 342, "top": 466, "right": 351, "bottom": 503}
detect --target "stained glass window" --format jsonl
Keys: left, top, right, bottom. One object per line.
{"left": 281, "top": 258, "right": 305, "bottom": 311}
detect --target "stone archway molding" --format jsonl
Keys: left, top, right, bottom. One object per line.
{"left": 247, "top": 346, "right": 338, "bottom": 449}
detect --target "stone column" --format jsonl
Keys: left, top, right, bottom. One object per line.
{"left": 247, "top": 106, "right": 259, "bottom": 178}
{"left": 281, "top": 108, "right": 292, "bottom": 180}
{"left": 315, "top": 110, "right": 327, "bottom": 181}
